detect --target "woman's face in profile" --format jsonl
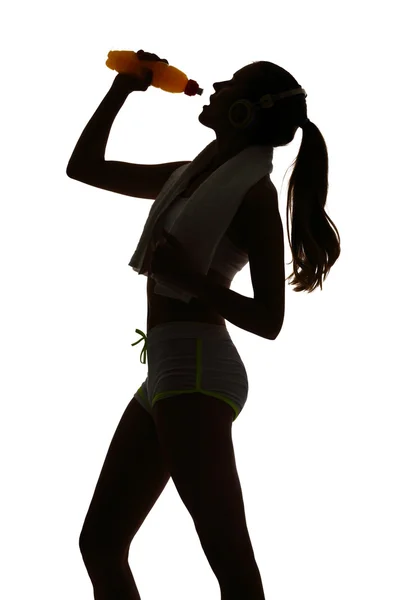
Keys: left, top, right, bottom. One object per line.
{"left": 207, "top": 67, "right": 252, "bottom": 113}
{"left": 199, "top": 66, "right": 256, "bottom": 130}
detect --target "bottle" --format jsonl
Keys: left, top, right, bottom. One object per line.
{"left": 106, "top": 50, "right": 204, "bottom": 97}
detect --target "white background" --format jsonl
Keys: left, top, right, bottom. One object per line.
{"left": 1, "top": 1, "right": 399, "bottom": 599}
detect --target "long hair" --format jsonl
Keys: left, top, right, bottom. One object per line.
{"left": 247, "top": 61, "right": 341, "bottom": 293}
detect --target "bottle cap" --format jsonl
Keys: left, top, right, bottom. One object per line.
{"left": 185, "top": 80, "right": 203, "bottom": 96}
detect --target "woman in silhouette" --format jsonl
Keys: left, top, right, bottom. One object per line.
{"left": 68, "top": 52, "right": 340, "bottom": 600}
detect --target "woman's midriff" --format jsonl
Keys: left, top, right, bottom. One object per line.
{"left": 145, "top": 166, "right": 249, "bottom": 334}
{"left": 146, "top": 267, "right": 231, "bottom": 333}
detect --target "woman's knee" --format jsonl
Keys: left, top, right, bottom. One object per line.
{"left": 79, "top": 527, "right": 112, "bottom": 560}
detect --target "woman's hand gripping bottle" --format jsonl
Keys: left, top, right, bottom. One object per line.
{"left": 106, "top": 49, "right": 203, "bottom": 97}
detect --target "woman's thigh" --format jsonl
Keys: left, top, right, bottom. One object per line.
{"left": 79, "top": 396, "right": 170, "bottom": 562}
{"left": 153, "top": 393, "right": 255, "bottom": 571}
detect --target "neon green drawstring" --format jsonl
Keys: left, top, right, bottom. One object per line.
{"left": 131, "top": 328, "right": 148, "bottom": 365}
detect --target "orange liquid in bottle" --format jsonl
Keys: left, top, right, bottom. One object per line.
{"left": 106, "top": 50, "right": 203, "bottom": 97}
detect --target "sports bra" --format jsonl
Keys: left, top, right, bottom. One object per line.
{"left": 159, "top": 193, "right": 248, "bottom": 282}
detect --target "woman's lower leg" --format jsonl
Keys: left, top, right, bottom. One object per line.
{"left": 81, "top": 552, "right": 141, "bottom": 600}
{"left": 218, "top": 556, "right": 265, "bottom": 600}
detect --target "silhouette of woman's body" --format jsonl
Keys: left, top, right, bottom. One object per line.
{"left": 78, "top": 61, "right": 277, "bottom": 600}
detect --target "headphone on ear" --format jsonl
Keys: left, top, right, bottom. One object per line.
{"left": 229, "top": 86, "right": 308, "bottom": 128}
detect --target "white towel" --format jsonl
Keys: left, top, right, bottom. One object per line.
{"left": 128, "top": 139, "right": 274, "bottom": 302}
